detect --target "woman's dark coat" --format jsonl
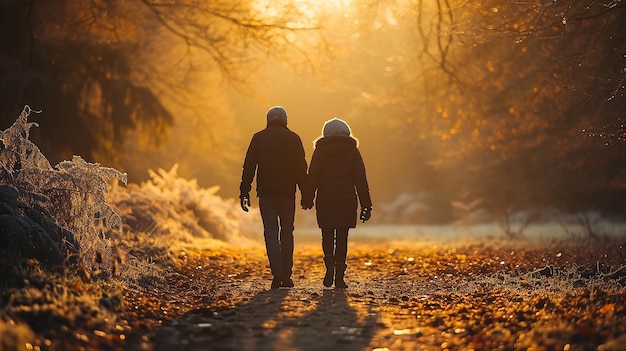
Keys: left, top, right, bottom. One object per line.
{"left": 303, "top": 136, "right": 372, "bottom": 228}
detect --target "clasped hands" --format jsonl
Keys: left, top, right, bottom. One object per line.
{"left": 301, "top": 199, "right": 313, "bottom": 210}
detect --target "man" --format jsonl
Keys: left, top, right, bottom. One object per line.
{"left": 239, "top": 106, "right": 308, "bottom": 289}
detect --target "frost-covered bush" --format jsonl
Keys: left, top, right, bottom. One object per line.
{"left": 108, "top": 164, "right": 261, "bottom": 255}
{"left": 463, "top": 263, "right": 626, "bottom": 297}
{"left": 0, "top": 106, "right": 127, "bottom": 275}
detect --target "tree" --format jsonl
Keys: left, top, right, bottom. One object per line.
{"left": 364, "top": 0, "right": 626, "bottom": 216}
{"left": 0, "top": 0, "right": 316, "bottom": 165}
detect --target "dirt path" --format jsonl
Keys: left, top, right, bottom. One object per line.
{"left": 123, "top": 240, "right": 626, "bottom": 351}
{"left": 148, "top": 246, "right": 383, "bottom": 351}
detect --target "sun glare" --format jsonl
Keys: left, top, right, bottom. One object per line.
{"left": 328, "top": 0, "right": 352, "bottom": 8}
{"left": 251, "top": 0, "right": 353, "bottom": 23}
{"left": 294, "top": 0, "right": 353, "bottom": 13}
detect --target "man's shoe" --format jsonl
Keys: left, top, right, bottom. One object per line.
{"left": 281, "top": 278, "right": 295, "bottom": 288}
{"left": 271, "top": 277, "right": 281, "bottom": 289}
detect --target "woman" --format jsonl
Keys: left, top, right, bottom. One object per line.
{"left": 302, "top": 118, "right": 372, "bottom": 288}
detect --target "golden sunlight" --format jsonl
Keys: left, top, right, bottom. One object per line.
{"left": 251, "top": 0, "right": 353, "bottom": 23}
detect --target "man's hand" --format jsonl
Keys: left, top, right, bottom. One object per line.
{"left": 240, "top": 195, "right": 251, "bottom": 212}
{"left": 359, "top": 207, "right": 372, "bottom": 223}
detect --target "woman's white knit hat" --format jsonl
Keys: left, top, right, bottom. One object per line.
{"left": 322, "top": 118, "right": 351, "bottom": 137}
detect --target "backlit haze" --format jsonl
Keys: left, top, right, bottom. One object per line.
{"left": 119, "top": 0, "right": 626, "bottom": 229}
{"left": 3, "top": 0, "right": 624, "bottom": 231}
{"left": 1, "top": 3, "right": 625, "bottom": 349}
{"left": 120, "top": 0, "right": 419, "bottom": 216}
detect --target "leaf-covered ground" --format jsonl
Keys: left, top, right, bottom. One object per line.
{"left": 2, "top": 237, "right": 626, "bottom": 351}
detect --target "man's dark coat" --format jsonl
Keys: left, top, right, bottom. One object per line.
{"left": 240, "top": 122, "right": 307, "bottom": 199}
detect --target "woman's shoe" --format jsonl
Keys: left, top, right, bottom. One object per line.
{"left": 323, "top": 270, "right": 334, "bottom": 287}
{"left": 335, "top": 263, "right": 348, "bottom": 288}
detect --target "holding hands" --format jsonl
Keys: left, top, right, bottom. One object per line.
{"left": 301, "top": 198, "right": 313, "bottom": 210}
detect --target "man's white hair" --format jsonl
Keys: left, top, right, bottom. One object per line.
{"left": 266, "top": 106, "right": 288, "bottom": 125}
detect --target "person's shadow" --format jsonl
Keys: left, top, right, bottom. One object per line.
{"left": 151, "top": 288, "right": 289, "bottom": 351}
{"left": 149, "top": 286, "right": 379, "bottom": 351}
{"left": 291, "top": 288, "right": 378, "bottom": 351}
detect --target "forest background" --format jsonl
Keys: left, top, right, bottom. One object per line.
{"left": 1, "top": 0, "right": 624, "bottom": 228}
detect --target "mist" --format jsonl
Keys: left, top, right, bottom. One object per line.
{"left": 1, "top": 2, "right": 625, "bottom": 350}
{"left": 2, "top": 0, "right": 624, "bottom": 226}
{"left": 115, "top": 5, "right": 451, "bottom": 224}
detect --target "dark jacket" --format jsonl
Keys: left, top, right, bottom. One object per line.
{"left": 303, "top": 136, "right": 372, "bottom": 228}
{"left": 240, "top": 122, "right": 307, "bottom": 199}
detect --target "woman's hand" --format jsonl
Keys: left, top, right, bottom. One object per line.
{"left": 360, "top": 207, "right": 372, "bottom": 222}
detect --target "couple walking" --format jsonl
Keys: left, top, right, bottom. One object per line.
{"left": 239, "top": 106, "right": 372, "bottom": 289}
